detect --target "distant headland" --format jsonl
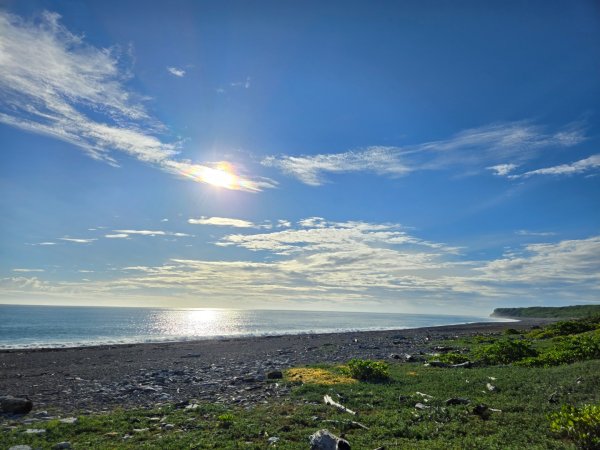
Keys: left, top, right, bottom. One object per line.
{"left": 491, "top": 304, "right": 600, "bottom": 319}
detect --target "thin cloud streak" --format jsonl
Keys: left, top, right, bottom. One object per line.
{"left": 263, "top": 123, "right": 585, "bottom": 185}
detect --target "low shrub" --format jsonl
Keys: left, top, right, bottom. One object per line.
{"left": 549, "top": 404, "right": 600, "bottom": 449}
{"left": 503, "top": 328, "right": 521, "bottom": 335}
{"left": 529, "top": 316, "right": 600, "bottom": 339}
{"left": 473, "top": 339, "right": 538, "bottom": 365}
{"left": 346, "top": 359, "right": 389, "bottom": 382}
{"left": 431, "top": 352, "right": 470, "bottom": 364}
{"left": 518, "top": 331, "right": 600, "bottom": 367}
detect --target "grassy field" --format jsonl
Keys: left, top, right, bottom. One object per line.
{"left": 3, "top": 318, "right": 600, "bottom": 449}
{"left": 492, "top": 305, "right": 600, "bottom": 319}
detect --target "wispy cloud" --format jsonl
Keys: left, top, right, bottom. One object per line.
{"left": 167, "top": 66, "right": 185, "bottom": 77}
{"left": 263, "top": 122, "right": 585, "bottom": 185}
{"left": 231, "top": 77, "right": 251, "bottom": 89}
{"left": 188, "top": 217, "right": 257, "bottom": 228}
{"left": 512, "top": 154, "right": 600, "bottom": 179}
{"left": 488, "top": 163, "right": 518, "bottom": 176}
{"left": 516, "top": 230, "right": 557, "bottom": 237}
{"left": 113, "top": 229, "right": 192, "bottom": 237}
{"left": 105, "top": 233, "right": 129, "bottom": 239}
{"left": 0, "top": 11, "right": 271, "bottom": 192}
{"left": 12, "top": 268, "right": 45, "bottom": 273}
{"left": 27, "top": 242, "right": 56, "bottom": 246}
{"left": 59, "top": 237, "right": 97, "bottom": 244}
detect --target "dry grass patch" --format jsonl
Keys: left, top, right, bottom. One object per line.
{"left": 285, "top": 367, "right": 357, "bottom": 385}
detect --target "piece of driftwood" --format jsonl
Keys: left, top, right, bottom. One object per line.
{"left": 324, "top": 394, "right": 356, "bottom": 415}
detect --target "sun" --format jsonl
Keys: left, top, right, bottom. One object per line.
{"left": 200, "top": 165, "right": 236, "bottom": 188}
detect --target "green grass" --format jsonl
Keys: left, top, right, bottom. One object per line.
{"left": 3, "top": 360, "right": 600, "bottom": 449}
{"left": 491, "top": 305, "right": 600, "bottom": 319}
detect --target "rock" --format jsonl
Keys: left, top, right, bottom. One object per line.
{"left": 473, "top": 404, "right": 491, "bottom": 420}
{"left": 0, "top": 396, "right": 33, "bottom": 414}
{"left": 414, "top": 403, "right": 430, "bottom": 410}
{"left": 163, "top": 424, "right": 175, "bottom": 430}
{"left": 309, "top": 429, "right": 350, "bottom": 450}
{"left": 9, "top": 446, "right": 33, "bottom": 450}
{"left": 446, "top": 397, "right": 470, "bottom": 406}
{"left": 267, "top": 436, "right": 280, "bottom": 444}
{"left": 53, "top": 442, "right": 72, "bottom": 449}
{"left": 548, "top": 391, "right": 559, "bottom": 403}
{"left": 267, "top": 370, "right": 283, "bottom": 380}
{"left": 486, "top": 383, "right": 498, "bottom": 392}
{"left": 389, "top": 354, "right": 401, "bottom": 359}
{"left": 24, "top": 428, "right": 46, "bottom": 434}
{"left": 59, "top": 417, "right": 78, "bottom": 424}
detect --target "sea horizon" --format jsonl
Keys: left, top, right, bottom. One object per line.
{"left": 0, "top": 304, "right": 513, "bottom": 350}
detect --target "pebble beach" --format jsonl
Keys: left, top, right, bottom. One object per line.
{"left": 0, "top": 319, "right": 547, "bottom": 416}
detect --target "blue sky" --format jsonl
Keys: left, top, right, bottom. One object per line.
{"left": 1, "top": 1, "right": 599, "bottom": 314}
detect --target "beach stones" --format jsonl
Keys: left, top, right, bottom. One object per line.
{"left": 309, "top": 429, "right": 350, "bottom": 450}
{"left": 0, "top": 396, "right": 33, "bottom": 414}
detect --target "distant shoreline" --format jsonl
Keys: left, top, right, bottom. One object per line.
{"left": 0, "top": 319, "right": 549, "bottom": 414}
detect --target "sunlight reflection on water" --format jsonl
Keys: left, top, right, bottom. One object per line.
{"left": 149, "top": 309, "right": 238, "bottom": 336}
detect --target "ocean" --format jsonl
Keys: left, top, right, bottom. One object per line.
{"left": 0, "top": 304, "right": 511, "bottom": 349}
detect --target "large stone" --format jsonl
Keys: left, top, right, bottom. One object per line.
{"left": 9, "top": 446, "right": 33, "bottom": 450}
{"left": 0, "top": 396, "right": 33, "bottom": 414}
{"left": 309, "top": 429, "right": 350, "bottom": 450}
{"left": 266, "top": 370, "right": 283, "bottom": 380}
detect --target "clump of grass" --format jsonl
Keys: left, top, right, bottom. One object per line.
{"left": 217, "top": 413, "right": 234, "bottom": 428}
{"left": 285, "top": 367, "right": 357, "bottom": 385}
{"left": 473, "top": 338, "right": 538, "bottom": 365}
{"left": 346, "top": 358, "right": 389, "bottom": 382}
{"left": 549, "top": 403, "right": 600, "bottom": 449}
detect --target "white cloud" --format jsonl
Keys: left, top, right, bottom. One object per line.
{"left": 113, "top": 229, "right": 192, "bottom": 237}
{"left": 105, "top": 233, "right": 129, "bottom": 239}
{"left": 27, "top": 242, "right": 56, "bottom": 246}
{"left": 263, "top": 122, "right": 585, "bottom": 185}
{"left": 0, "top": 11, "right": 272, "bottom": 192}
{"left": 3, "top": 218, "right": 599, "bottom": 311}
{"left": 59, "top": 237, "right": 97, "bottom": 243}
{"left": 516, "top": 230, "right": 557, "bottom": 237}
{"left": 188, "top": 217, "right": 256, "bottom": 228}
{"left": 12, "top": 268, "right": 45, "bottom": 272}
{"left": 488, "top": 163, "right": 518, "bottom": 176}
{"left": 514, "top": 154, "right": 600, "bottom": 178}
{"left": 167, "top": 66, "right": 185, "bottom": 77}
{"left": 277, "top": 220, "right": 291, "bottom": 228}
{"left": 263, "top": 146, "right": 410, "bottom": 186}
{"left": 161, "top": 218, "right": 169, "bottom": 222}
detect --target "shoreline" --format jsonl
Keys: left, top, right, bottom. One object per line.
{"left": 0, "top": 319, "right": 549, "bottom": 415}
{"left": 0, "top": 317, "right": 518, "bottom": 351}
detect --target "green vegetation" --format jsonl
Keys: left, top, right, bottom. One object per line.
{"left": 3, "top": 318, "right": 600, "bottom": 449}
{"left": 473, "top": 338, "right": 539, "bottom": 365}
{"left": 492, "top": 305, "right": 600, "bottom": 319}
{"left": 345, "top": 358, "right": 390, "bottom": 381}
{"left": 550, "top": 404, "right": 600, "bottom": 450}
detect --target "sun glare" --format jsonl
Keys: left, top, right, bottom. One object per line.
{"left": 177, "top": 161, "right": 259, "bottom": 191}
